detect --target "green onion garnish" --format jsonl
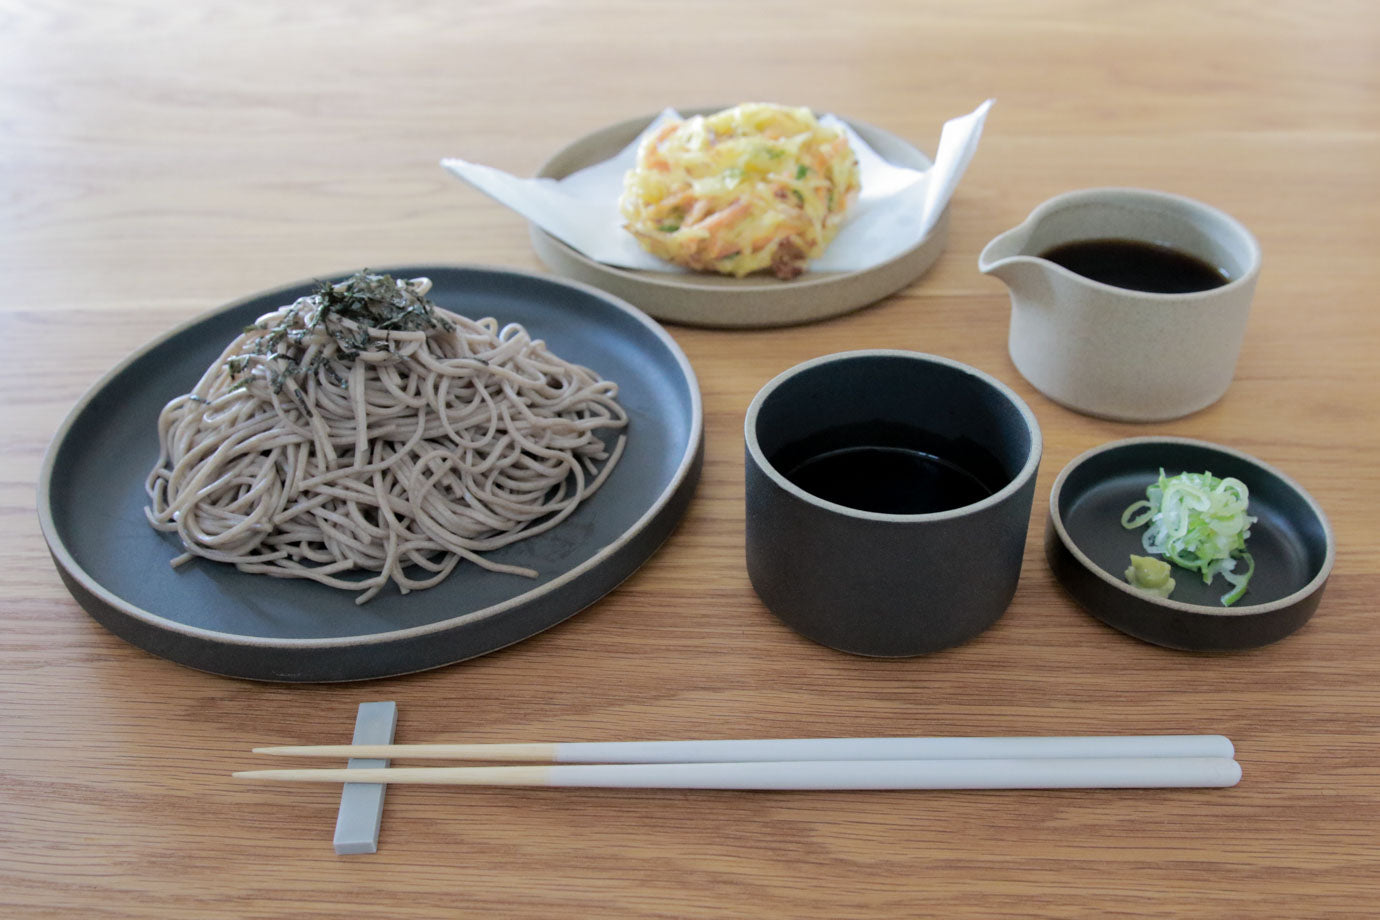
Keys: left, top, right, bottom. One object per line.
{"left": 1121, "top": 469, "right": 1257, "bottom": 606}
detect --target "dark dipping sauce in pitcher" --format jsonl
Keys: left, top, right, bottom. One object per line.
{"left": 772, "top": 422, "right": 1007, "bottom": 514}
{"left": 1040, "top": 238, "right": 1230, "bottom": 293}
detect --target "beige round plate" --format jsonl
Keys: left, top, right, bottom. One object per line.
{"left": 530, "top": 108, "right": 949, "bottom": 329}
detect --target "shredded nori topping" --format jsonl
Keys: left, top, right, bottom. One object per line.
{"left": 231, "top": 270, "right": 453, "bottom": 394}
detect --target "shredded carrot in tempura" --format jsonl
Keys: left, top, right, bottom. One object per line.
{"left": 618, "top": 103, "right": 861, "bottom": 279}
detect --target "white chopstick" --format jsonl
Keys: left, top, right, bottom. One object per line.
{"left": 233, "top": 757, "right": 1242, "bottom": 789}
{"left": 251, "top": 734, "right": 1235, "bottom": 763}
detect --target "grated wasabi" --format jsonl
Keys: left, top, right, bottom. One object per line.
{"left": 1125, "top": 554, "right": 1176, "bottom": 598}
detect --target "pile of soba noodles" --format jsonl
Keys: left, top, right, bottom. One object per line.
{"left": 145, "top": 271, "right": 628, "bottom": 603}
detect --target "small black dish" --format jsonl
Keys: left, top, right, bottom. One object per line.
{"left": 1046, "top": 437, "right": 1334, "bottom": 650}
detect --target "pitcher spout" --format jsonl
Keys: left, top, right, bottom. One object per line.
{"left": 979, "top": 226, "right": 1050, "bottom": 288}
{"left": 981, "top": 256, "right": 1048, "bottom": 289}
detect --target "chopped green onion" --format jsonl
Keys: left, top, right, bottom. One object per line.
{"left": 1120, "top": 469, "right": 1258, "bottom": 606}
{"left": 795, "top": 164, "right": 810, "bottom": 180}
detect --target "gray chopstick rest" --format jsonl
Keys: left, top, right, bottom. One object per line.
{"left": 333, "top": 701, "right": 398, "bottom": 855}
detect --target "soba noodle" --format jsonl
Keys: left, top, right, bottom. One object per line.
{"left": 144, "top": 271, "right": 628, "bottom": 603}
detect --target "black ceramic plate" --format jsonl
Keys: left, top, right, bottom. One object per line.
{"left": 1046, "top": 437, "right": 1334, "bottom": 650}
{"left": 39, "top": 266, "right": 703, "bottom": 681}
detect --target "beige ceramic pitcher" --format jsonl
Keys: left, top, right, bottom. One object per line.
{"left": 979, "top": 188, "right": 1261, "bottom": 422}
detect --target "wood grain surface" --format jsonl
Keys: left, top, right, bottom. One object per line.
{"left": 2, "top": 1, "right": 1377, "bottom": 917}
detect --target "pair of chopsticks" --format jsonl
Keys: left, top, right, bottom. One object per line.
{"left": 233, "top": 734, "right": 1242, "bottom": 790}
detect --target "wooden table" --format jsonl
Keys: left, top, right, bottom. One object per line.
{"left": 3, "top": 2, "right": 1377, "bottom": 916}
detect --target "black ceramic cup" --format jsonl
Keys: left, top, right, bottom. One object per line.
{"left": 744, "top": 350, "right": 1042, "bottom": 656}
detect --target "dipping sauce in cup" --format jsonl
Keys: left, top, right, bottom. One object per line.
{"left": 744, "top": 350, "right": 1042, "bottom": 656}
